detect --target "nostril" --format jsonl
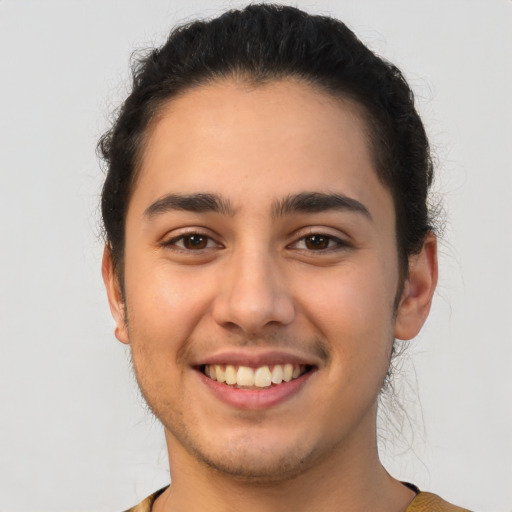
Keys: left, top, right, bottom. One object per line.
{"left": 211, "top": 274, "right": 295, "bottom": 333}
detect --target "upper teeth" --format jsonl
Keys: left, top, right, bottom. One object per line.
{"left": 205, "top": 364, "right": 305, "bottom": 388}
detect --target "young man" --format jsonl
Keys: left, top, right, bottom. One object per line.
{"left": 100, "top": 5, "right": 469, "bottom": 511}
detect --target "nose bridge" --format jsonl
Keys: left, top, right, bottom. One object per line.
{"left": 213, "top": 242, "right": 295, "bottom": 333}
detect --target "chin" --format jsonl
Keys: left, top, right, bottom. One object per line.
{"left": 165, "top": 417, "right": 321, "bottom": 483}
{"left": 192, "top": 443, "right": 317, "bottom": 483}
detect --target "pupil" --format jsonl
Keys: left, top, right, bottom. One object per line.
{"left": 306, "top": 235, "right": 328, "bottom": 250}
{"left": 185, "top": 235, "right": 207, "bottom": 249}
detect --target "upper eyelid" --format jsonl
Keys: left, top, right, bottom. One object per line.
{"left": 162, "top": 226, "right": 220, "bottom": 240}
{"left": 288, "top": 234, "right": 347, "bottom": 248}
{"left": 161, "top": 230, "right": 223, "bottom": 249}
{"left": 160, "top": 227, "right": 350, "bottom": 246}
{"left": 288, "top": 226, "right": 350, "bottom": 242}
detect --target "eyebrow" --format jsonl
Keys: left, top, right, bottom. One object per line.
{"left": 144, "top": 193, "right": 235, "bottom": 218}
{"left": 271, "top": 192, "right": 372, "bottom": 220}
{"left": 143, "top": 191, "right": 372, "bottom": 221}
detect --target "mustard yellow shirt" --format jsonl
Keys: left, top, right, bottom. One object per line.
{"left": 123, "top": 486, "right": 472, "bottom": 512}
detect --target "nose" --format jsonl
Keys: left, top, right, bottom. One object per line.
{"left": 212, "top": 250, "right": 295, "bottom": 334}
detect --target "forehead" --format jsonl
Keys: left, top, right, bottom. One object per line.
{"left": 131, "top": 78, "right": 389, "bottom": 219}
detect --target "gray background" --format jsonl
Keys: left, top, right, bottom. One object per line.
{"left": 1, "top": 1, "right": 511, "bottom": 511}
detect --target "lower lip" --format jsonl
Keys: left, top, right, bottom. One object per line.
{"left": 198, "top": 370, "right": 314, "bottom": 410}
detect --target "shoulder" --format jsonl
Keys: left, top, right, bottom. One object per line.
{"left": 407, "top": 491, "right": 473, "bottom": 512}
{"left": 122, "top": 486, "right": 168, "bottom": 512}
{"left": 123, "top": 486, "right": 472, "bottom": 512}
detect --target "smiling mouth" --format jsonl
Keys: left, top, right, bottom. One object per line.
{"left": 202, "top": 363, "right": 312, "bottom": 389}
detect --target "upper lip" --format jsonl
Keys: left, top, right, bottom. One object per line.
{"left": 193, "top": 349, "right": 321, "bottom": 368}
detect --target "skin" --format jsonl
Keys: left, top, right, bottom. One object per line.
{"left": 103, "top": 79, "right": 437, "bottom": 512}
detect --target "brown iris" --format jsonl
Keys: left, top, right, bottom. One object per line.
{"left": 182, "top": 234, "right": 209, "bottom": 250}
{"left": 304, "top": 235, "right": 331, "bottom": 250}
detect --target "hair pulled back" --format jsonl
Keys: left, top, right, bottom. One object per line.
{"left": 98, "top": 4, "right": 434, "bottom": 280}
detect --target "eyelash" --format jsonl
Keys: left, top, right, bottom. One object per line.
{"left": 162, "top": 232, "right": 222, "bottom": 251}
{"left": 162, "top": 231, "right": 349, "bottom": 253}
{"left": 289, "top": 233, "right": 348, "bottom": 252}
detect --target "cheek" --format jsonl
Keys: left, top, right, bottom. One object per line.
{"left": 123, "top": 265, "right": 214, "bottom": 408}
{"left": 296, "top": 260, "right": 396, "bottom": 369}
{"left": 124, "top": 260, "right": 215, "bottom": 355}
{"left": 302, "top": 259, "right": 394, "bottom": 322}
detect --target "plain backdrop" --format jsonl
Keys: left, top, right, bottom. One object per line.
{"left": 0, "top": 1, "right": 511, "bottom": 511}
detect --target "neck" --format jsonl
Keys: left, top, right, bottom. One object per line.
{"left": 154, "top": 410, "right": 415, "bottom": 512}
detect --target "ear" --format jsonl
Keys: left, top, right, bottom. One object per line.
{"left": 101, "top": 246, "right": 129, "bottom": 344}
{"left": 394, "top": 232, "right": 438, "bottom": 340}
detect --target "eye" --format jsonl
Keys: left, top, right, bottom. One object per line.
{"left": 291, "top": 234, "right": 347, "bottom": 251}
{"left": 164, "top": 233, "right": 221, "bottom": 251}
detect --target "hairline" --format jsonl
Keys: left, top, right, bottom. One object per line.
{"left": 111, "top": 73, "right": 408, "bottom": 287}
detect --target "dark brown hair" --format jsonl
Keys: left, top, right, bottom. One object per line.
{"left": 98, "top": 4, "right": 434, "bottom": 282}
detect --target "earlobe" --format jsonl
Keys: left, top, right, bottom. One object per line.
{"left": 101, "top": 246, "right": 130, "bottom": 344}
{"left": 394, "top": 232, "right": 438, "bottom": 340}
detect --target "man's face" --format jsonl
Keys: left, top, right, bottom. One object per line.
{"left": 106, "top": 79, "right": 420, "bottom": 480}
